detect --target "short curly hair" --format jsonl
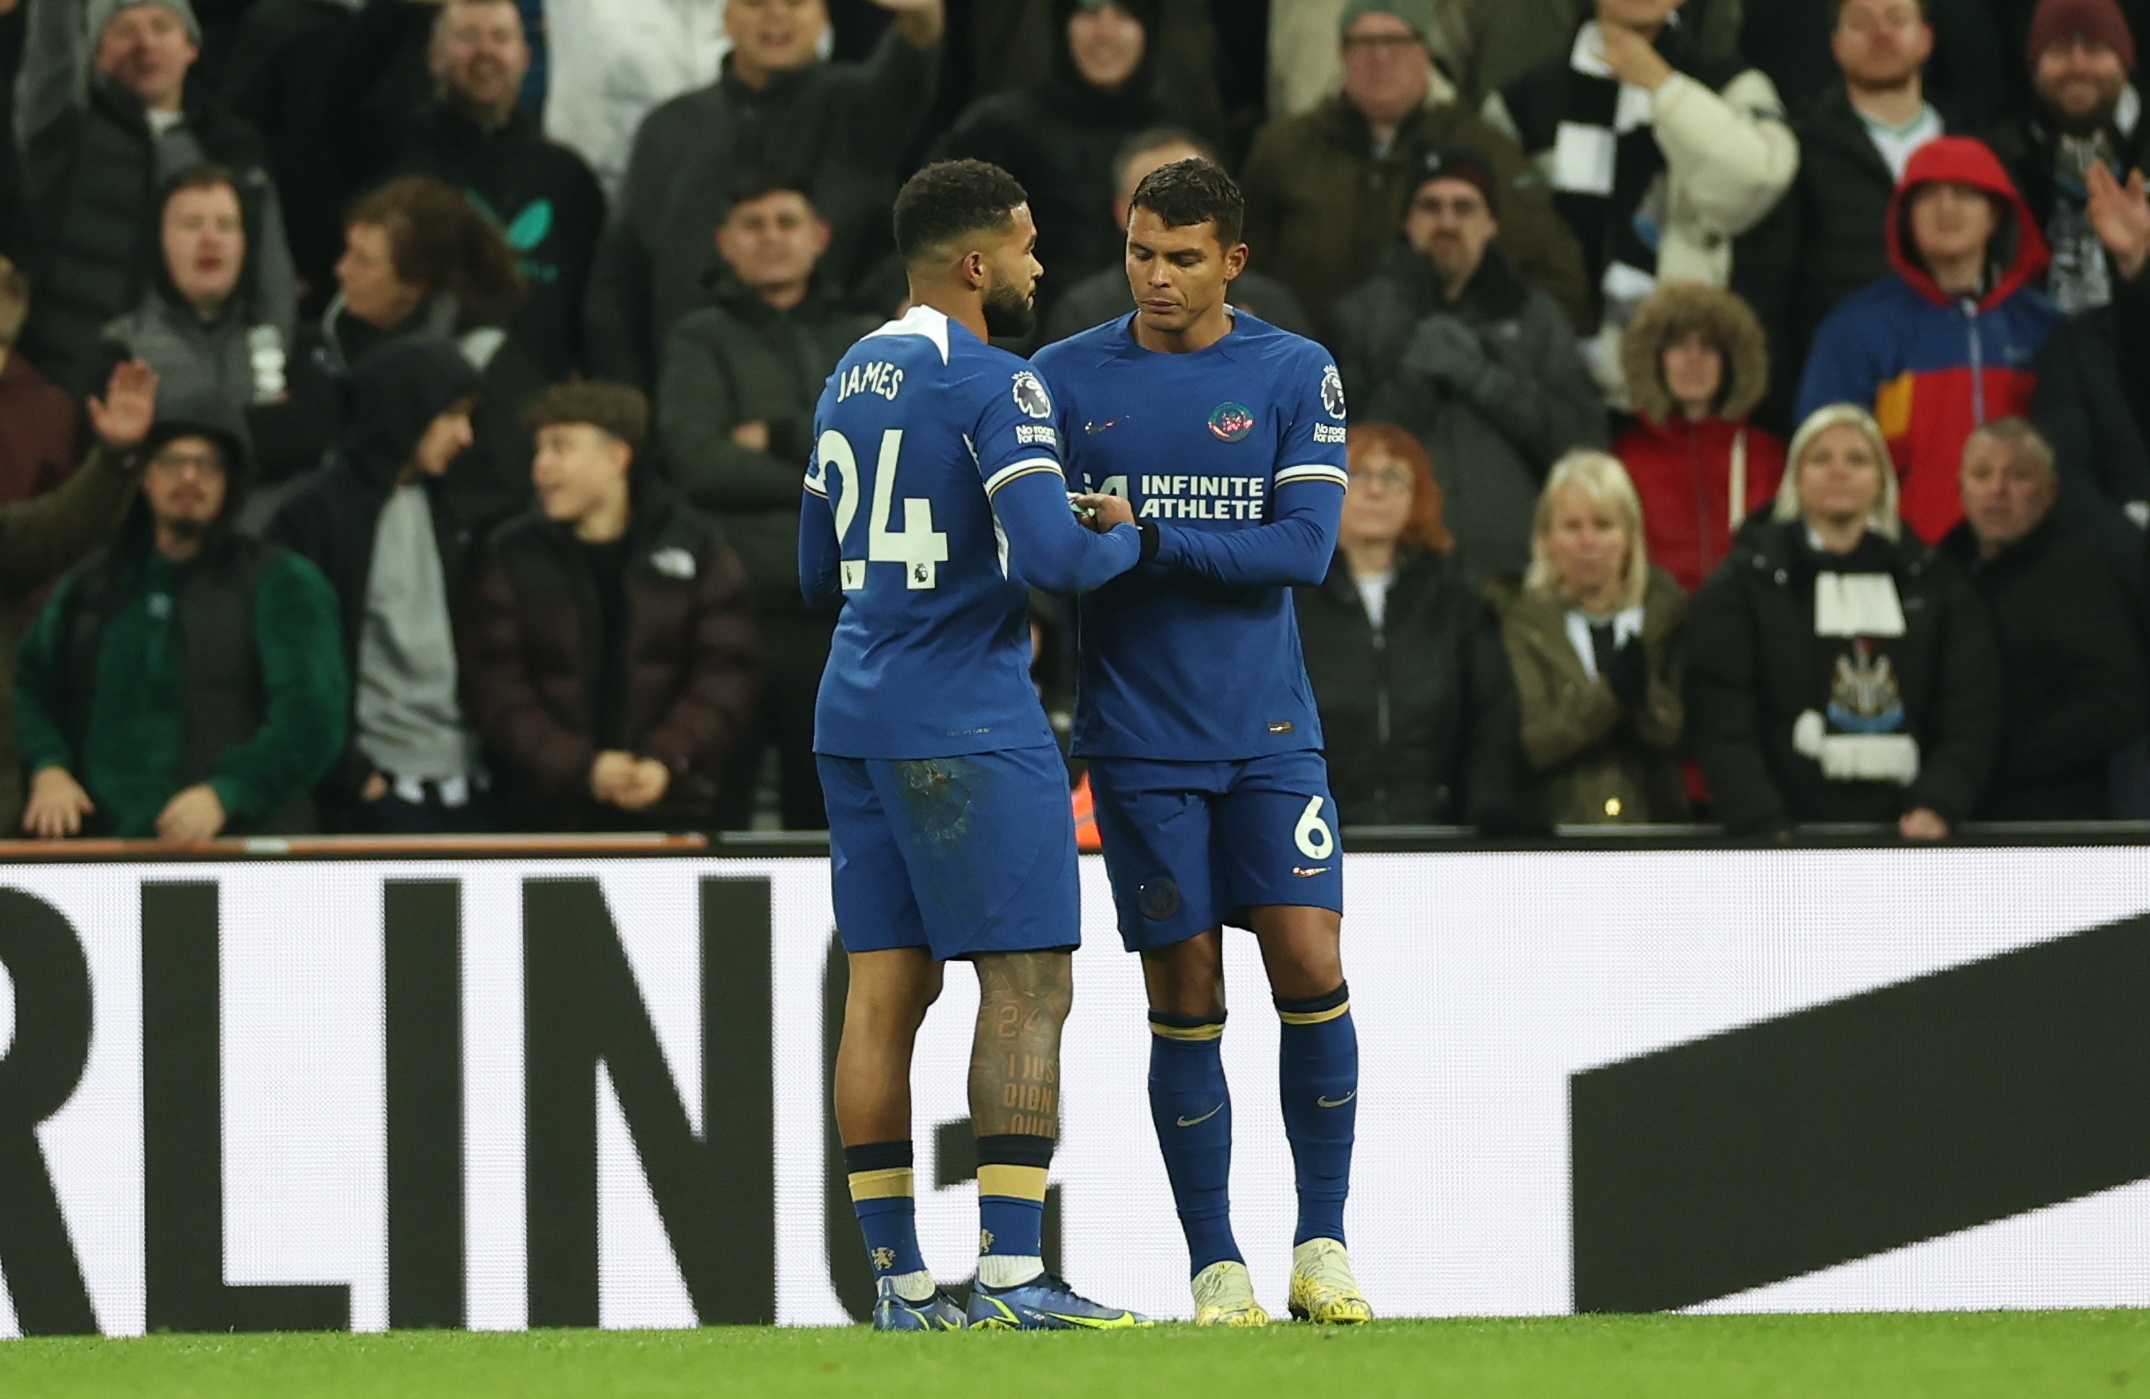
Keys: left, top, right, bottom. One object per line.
{"left": 346, "top": 176, "right": 524, "bottom": 324}
{"left": 893, "top": 160, "right": 1029, "bottom": 263}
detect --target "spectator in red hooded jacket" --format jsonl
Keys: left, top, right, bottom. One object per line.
{"left": 1614, "top": 281, "right": 1787, "bottom": 592}
{"left": 1796, "top": 135, "right": 2066, "bottom": 543}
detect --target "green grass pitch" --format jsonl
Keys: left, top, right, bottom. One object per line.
{"left": 2, "top": 1312, "right": 2147, "bottom": 1399}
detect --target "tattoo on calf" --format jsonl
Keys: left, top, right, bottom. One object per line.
{"left": 969, "top": 952, "right": 1073, "bottom": 1138}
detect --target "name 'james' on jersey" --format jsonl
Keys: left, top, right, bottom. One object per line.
{"left": 804, "top": 306, "right": 1140, "bottom": 760}
{"left": 1033, "top": 310, "right": 1349, "bottom": 762}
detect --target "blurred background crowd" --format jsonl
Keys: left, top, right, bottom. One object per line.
{"left": 1, "top": 0, "right": 2147, "bottom": 842}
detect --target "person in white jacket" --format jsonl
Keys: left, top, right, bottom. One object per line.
{"left": 1483, "top": 0, "right": 1796, "bottom": 405}
{"left": 542, "top": 0, "right": 735, "bottom": 199}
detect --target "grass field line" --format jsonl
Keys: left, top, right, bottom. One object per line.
{"left": 2, "top": 1311, "right": 2148, "bottom": 1398}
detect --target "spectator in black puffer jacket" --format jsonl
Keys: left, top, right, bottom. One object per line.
{"left": 1941, "top": 418, "right": 2147, "bottom": 819}
{"left": 1294, "top": 423, "right": 1531, "bottom": 831}
{"left": 1686, "top": 402, "right": 2002, "bottom": 839}
{"left": 15, "top": 0, "right": 296, "bottom": 396}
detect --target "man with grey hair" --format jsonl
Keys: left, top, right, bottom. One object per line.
{"left": 14, "top": 0, "right": 295, "bottom": 393}
{"left": 1943, "top": 416, "right": 2148, "bottom": 818}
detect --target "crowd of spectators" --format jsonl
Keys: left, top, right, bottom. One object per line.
{"left": 3, "top": 0, "right": 2150, "bottom": 841}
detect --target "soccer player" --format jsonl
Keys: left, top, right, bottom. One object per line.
{"left": 804, "top": 159, "right": 1153, "bottom": 1332}
{"left": 1033, "top": 158, "right": 1369, "bottom": 1327}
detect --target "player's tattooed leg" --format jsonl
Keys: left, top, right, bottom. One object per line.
{"left": 968, "top": 950, "right": 1073, "bottom": 1138}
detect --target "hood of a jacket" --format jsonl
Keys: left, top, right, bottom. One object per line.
{"left": 1621, "top": 280, "right": 1770, "bottom": 423}
{"left": 337, "top": 337, "right": 483, "bottom": 491}
{"left": 1046, "top": 0, "right": 1164, "bottom": 115}
{"left": 1886, "top": 136, "right": 2049, "bottom": 311}
{"left": 111, "top": 411, "right": 254, "bottom": 562}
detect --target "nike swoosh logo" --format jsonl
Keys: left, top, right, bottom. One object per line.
{"left": 1317, "top": 1091, "right": 1356, "bottom": 1108}
{"left": 1083, "top": 419, "right": 1121, "bottom": 434}
{"left": 1176, "top": 1103, "right": 1225, "bottom": 1127}
{"left": 1047, "top": 1310, "right": 1149, "bottom": 1328}
{"left": 1292, "top": 866, "right": 1331, "bottom": 877}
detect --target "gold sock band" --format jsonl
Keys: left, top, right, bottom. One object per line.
{"left": 847, "top": 1166, "right": 914, "bottom": 1202}
{"left": 1278, "top": 1000, "right": 1350, "bottom": 1026}
{"left": 976, "top": 1163, "right": 1049, "bottom": 1202}
{"left": 1150, "top": 1019, "right": 1225, "bottom": 1041}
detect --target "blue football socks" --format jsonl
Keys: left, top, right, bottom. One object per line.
{"left": 1147, "top": 1011, "right": 1242, "bottom": 1274}
{"left": 1275, "top": 983, "right": 1357, "bottom": 1247}
{"left": 975, "top": 1134, "right": 1053, "bottom": 1288}
{"left": 845, "top": 1140, "right": 927, "bottom": 1290}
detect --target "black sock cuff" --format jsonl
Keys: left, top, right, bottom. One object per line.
{"left": 975, "top": 1132, "right": 1055, "bottom": 1169}
{"left": 1274, "top": 982, "right": 1349, "bottom": 1016}
{"left": 1147, "top": 1009, "right": 1227, "bottom": 1030}
{"left": 843, "top": 1140, "right": 913, "bottom": 1174}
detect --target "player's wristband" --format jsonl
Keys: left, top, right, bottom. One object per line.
{"left": 1135, "top": 519, "right": 1160, "bottom": 565}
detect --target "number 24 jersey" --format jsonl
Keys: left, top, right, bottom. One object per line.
{"left": 801, "top": 306, "right": 1143, "bottom": 760}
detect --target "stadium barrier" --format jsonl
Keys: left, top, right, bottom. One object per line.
{"left": 0, "top": 836, "right": 2143, "bottom": 1336}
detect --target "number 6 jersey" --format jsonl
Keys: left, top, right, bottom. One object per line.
{"left": 802, "top": 305, "right": 1146, "bottom": 759}
{"left": 1032, "top": 310, "right": 1349, "bottom": 762}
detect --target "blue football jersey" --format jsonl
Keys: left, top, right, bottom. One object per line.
{"left": 803, "top": 306, "right": 1143, "bottom": 759}
{"left": 1033, "top": 311, "right": 1349, "bottom": 761}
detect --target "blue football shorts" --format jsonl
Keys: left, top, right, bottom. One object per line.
{"left": 819, "top": 743, "right": 1082, "bottom": 961}
{"left": 1085, "top": 749, "right": 1344, "bottom": 952}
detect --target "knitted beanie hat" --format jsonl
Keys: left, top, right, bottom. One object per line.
{"left": 2027, "top": 0, "right": 2135, "bottom": 73}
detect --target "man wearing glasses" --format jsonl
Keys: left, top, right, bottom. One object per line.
{"left": 15, "top": 391, "right": 346, "bottom": 841}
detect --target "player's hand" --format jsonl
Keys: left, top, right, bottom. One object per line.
{"left": 23, "top": 767, "right": 95, "bottom": 839}
{"left": 1898, "top": 808, "right": 1949, "bottom": 841}
{"left": 89, "top": 359, "right": 160, "bottom": 452}
{"left": 1072, "top": 493, "right": 1135, "bottom": 531}
{"left": 156, "top": 784, "right": 227, "bottom": 844}
{"left": 731, "top": 420, "right": 772, "bottom": 452}
{"left": 2086, "top": 163, "right": 2150, "bottom": 280}
{"left": 613, "top": 758, "right": 671, "bottom": 811}
{"left": 1597, "top": 21, "right": 1673, "bottom": 91}
{"left": 590, "top": 750, "right": 638, "bottom": 804}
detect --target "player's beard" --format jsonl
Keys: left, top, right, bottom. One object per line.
{"left": 982, "top": 278, "right": 1036, "bottom": 339}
